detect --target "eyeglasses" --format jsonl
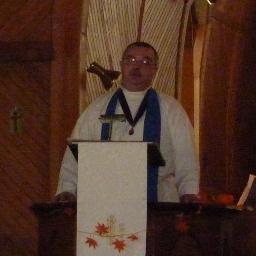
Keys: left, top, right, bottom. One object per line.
{"left": 121, "top": 57, "right": 157, "bottom": 66}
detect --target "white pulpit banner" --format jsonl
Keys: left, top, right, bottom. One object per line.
{"left": 76, "top": 142, "right": 147, "bottom": 256}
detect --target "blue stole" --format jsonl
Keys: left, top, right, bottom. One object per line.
{"left": 101, "top": 88, "right": 161, "bottom": 202}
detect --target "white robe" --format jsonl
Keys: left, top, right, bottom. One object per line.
{"left": 56, "top": 88, "right": 199, "bottom": 202}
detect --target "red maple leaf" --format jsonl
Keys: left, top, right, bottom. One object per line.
{"left": 174, "top": 218, "right": 189, "bottom": 233}
{"left": 95, "top": 223, "right": 109, "bottom": 236}
{"left": 112, "top": 239, "right": 126, "bottom": 252}
{"left": 85, "top": 237, "right": 98, "bottom": 249}
{"left": 127, "top": 234, "right": 139, "bottom": 241}
{"left": 64, "top": 207, "right": 75, "bottom": 216}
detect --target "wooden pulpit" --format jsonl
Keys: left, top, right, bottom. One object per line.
{"left": 32, "top": 202, "right": 254, "bottom": 256}
{"left": 32, "top": 141, "right": 256, "bottom": 255}
{"left": 32, "top": 202, "right": 76, "bottom": 256}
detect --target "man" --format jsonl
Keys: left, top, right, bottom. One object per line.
{"left": 54, "top": 41, "right": 199, "bottom": 203}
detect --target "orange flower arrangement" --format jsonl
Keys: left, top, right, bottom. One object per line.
{"left": 214, "top": 194, "right": 234, "bottom": 205}
{"left": 199, "top": 191, "right": 234, "bottom": 205}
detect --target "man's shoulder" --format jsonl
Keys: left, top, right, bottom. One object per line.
{"left": 157, "top": 92, "right": 182, "bottom": 110}
{"left": 90, "top": 90, "right": 116, "bottom": 107}
{"left": 156, "top": 91, "right": 190, "bottom": 121}
{"left": 82, "top": 90, "right": 116, "bottom": 113}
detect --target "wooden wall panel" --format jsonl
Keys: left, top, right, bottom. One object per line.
{"left": 200, "top": 19, "right": 235, "bottom": 193}
{"left": 0, "top": 63, "right": 51, "bottom": 255}
{"left": 0, "top": 1, "right": 53, "bottom": 255}
{"left": 49, "top": 0, "right": 82, "bottom": 195}
{"left": 231, "top": 32, "right": 256, "bottom": 196}
{"left": 200, "top": 0, "right": 256, "bottom": 197}
{"left": 0, "top": 0, "right": 53, "bottom": 41}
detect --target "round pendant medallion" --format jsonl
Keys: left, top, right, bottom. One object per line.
{"left": 129, "top": 127, "right": 134, "bottom": 135}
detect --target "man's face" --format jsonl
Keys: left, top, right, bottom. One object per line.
{"left": 120, "top": 46, "right": 158, "bottom": 92}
